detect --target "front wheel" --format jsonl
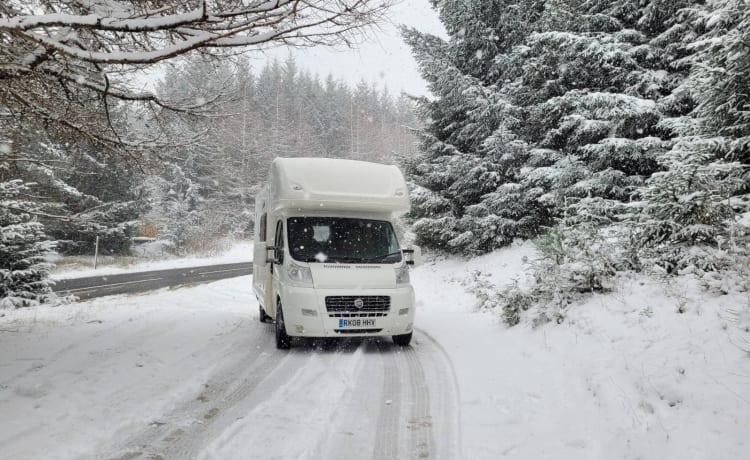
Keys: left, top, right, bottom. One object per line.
{"left": 275, "top": 302, "right": 291, "bottom": 349}
{"left": 392, "top": 332, "right": 412, "bottom": 347}
{"left": 259, "top": 305, "right": 271, "bottom": 323}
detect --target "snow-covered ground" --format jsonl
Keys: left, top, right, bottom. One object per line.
{"left": 414, "top": 244, "right": 750, "bottom": 458}
{"left": 1, "top": 244, "right": 748, "bottom": 459}
{"left": 50, "top": 241, "right": 254, "bottom": 280}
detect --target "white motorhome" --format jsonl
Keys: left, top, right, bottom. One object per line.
{"left": 252, "top": 158, "right": 421, "bottom": 349}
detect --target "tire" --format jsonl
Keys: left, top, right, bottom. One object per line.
{"left": 392, "top": 332, "right": 412, "bottom": 347}
{"left": 259, "top": 305, "right": 270, "bottom": 323}
{"left": 275, "top": 302, "right": 291, "bottom": 349}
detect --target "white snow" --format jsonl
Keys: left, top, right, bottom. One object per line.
{"left": 51, "top": 241, "right": 253, "bottom": 280}
{"left": 412, "top": 244, "right": 750, "bottom": 459}
{"left": 0, "top": 278, "right": 252, "bottom": 459}
{"left": 1, "top": 243, "right": 748, "bottom": 458}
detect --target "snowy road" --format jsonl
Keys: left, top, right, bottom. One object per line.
{"left": 105, "top": 330, "right": 460, "bottom": 460}
{"left": 0, "top": 277, "right": 460, "bottom": 460}
{"left": 3, "top": 244, "right": 749, "bottom": 459}
{"left": 53, "top": 262, "right": 253, "bottom": 300}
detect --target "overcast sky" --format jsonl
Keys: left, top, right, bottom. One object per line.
{"left": 258, "top": 0, "right": 446, "bottom": 97}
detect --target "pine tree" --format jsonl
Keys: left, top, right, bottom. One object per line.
{"left": 403, "top": 0, "right": 710, "bottom": 257}
{"left": 402, "top": 8, "right": 533, "bottom": 253}
{"left": 633, "top": 0, "right": 750, "bottom": 273}
{"left": 691, "top": 0, "right": 750, "bottom": 163}
{"left": 0, "top": 176, "right": 54, "bottom": 308}
{"left": 637, "top": 138, "right": 744, "bottom": 273}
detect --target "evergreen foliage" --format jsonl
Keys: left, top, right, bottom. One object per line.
{"left": 3, "top": 131, "right": 145, "bottom": 256}
{"left": 407, "top": 0, "right": 750, "bottom": 324}
{"left": 0, "top": 176, "right": 54, "bottom": 308}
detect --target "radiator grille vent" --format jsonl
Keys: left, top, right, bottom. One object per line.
{"left": 325, "top": 296, "right": 390, "bottom": 313}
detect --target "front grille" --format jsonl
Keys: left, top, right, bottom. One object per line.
{"left": 328, "top": 312, "right": 388, "bottom": 318}
{"left": 325, "top": 296, "right": 390, "bottom": 313}
{"left": 334, "top": 329, "right": 383, "bottom": 334}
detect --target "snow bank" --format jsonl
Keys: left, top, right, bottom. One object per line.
{"left": 412, "top": 244, "right": 750, "bottom": 459}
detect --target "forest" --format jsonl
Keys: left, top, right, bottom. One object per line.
{"left": 402, "top": 0, "right": 750, "bottom": 324}
{"left": 2, "top": 0, "right": 750, "bottom": 316}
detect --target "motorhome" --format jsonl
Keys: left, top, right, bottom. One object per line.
{"left": 252, "top": 158, "right": 421, "bottom": 349}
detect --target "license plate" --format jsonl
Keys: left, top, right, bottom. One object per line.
{"left": 337, "top": 318, "right": 377, "bottom": 328}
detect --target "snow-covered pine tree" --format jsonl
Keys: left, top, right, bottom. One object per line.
{"left": 637, "top": 138, "right": 744, "bottom": 273}
{"left": 40, "top": 141, "right": 144, "bottom": 256}
{"left": 157, "top": 164, "right": 202, "bottom": 254}
{"left": 401, "top": 0, "right": 542, "bottom": 254}
{"left": 0, "top": 106, "right": 146, "bottom": 256}
{"left": 0, "top": 174, "right": 55, "bottom": 309}
{"left": 635, "top": 0, "right": 750, "bottom": 273}
{"left": 402, "top": 0, "right": 705, "bottom": 256}
{"left": 505, "top": 0, "right": 704, "bottom": 219}
{"left": 690, "top": 0, "right": 749, "bottom": 163}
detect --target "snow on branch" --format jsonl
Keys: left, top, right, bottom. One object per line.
{"left": 0, "top": 0, "right": 391, "bottom": 159}
{"left": 1, "top": 1, "right": 388, "bottom": 65}
{"left": 0, "top": 0, "right": 390, "bottom": 100}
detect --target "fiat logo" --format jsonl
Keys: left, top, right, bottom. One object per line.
{"left": 353, "top": 298, "right": 364, "bottom": 309}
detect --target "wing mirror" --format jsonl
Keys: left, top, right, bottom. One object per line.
{"left": 402, "top": 245, "right": 423, "bottom": 267}
{"left": 253, "top": 242, "right": 282, "bottom": 264}
{"left": 271, "top": 245, "right": 283, "bottom": 265}
{"left": 254, "top": 242, "right": 267, "bottom": 264}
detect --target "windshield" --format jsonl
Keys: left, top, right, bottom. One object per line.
{"left": 287, "top": 217, "right": 402, "bottom": 264}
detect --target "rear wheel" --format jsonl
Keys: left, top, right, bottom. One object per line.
{"left": 275, "top": 302, "right": 291, "bottom": 349}
{"left": 392, "top": 332, "right": 412, "bottom": 347}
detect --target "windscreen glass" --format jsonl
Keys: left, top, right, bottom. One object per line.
{"left": 287, "top": 217, "right": 401, "bottom": 264}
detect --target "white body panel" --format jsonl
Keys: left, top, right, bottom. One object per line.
{"left": 252, "top": 158, "right": 416, "bottom": 339}
{"left": 269, "top": 157, "right": 410, "bottom": 215}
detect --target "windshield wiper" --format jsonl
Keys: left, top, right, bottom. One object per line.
{"left": 337, "top": 257, "right": 366, "bottom": 263}
{"left": 362, "top": 251, "right": 402, "bottom": 262}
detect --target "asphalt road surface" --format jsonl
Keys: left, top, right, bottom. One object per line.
{"left": 53, "top": 262, "right": 253, "bottom": 300}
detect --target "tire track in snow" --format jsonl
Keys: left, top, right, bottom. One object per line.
{"left": 106, "top": 328, "right": 461, "bottom": 460}
{"left": 105, "top": 322, "right": 278, "bottom": 459}
{"left": 415, "top": 328, "right": 463, "bottom": 459}
{"left": 307, "top": 339, "right": 384, "bottom": 460}
{"left": 164, "top": 347, "right": 295, "bottom": 459}
{"left": 402, "top": 342, "right": 432, "bottom": 459}
{"left": 371, "top": 333, "right": 440, "bottom": 460}
{"left": 201, "top": 342, "right": 369, "bottom": 459}
{"left": 374, "top": 340, "right": 403, "bottom": 460}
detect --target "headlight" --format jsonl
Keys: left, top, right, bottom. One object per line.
{"left": 286, "top": 259, "right": 313, "bottom": 286}
{"left": 395, "top": 264, "right": 410, "bottom": 285}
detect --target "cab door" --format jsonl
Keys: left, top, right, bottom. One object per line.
{"left": 252, "top": 211, "right": 269, "bottom": 307}
{"left": 270, "top": 218, "right": 285, "bottom": 316}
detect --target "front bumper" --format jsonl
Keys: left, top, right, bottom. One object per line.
{"left": 279, "top": 285, "right": 415, "bottom": 338}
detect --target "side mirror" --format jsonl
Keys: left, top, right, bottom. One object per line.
{"left": 271, "top": 246, "right": 283, "bottom": 265}
{"left": 254, "top": 242, "right": 268, "bottom": 264}
{"left": 402, "top": 245, "right": 423, "bottom": 267}
{"left": 253, "top": 242, "right": 279, "bottom": 265}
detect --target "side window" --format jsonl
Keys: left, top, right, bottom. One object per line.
{"left": 258, "top": 213, "right": 267, "bottom": 242}
{"left": 274, "top": 220, "right": 284, "bottom": 264}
